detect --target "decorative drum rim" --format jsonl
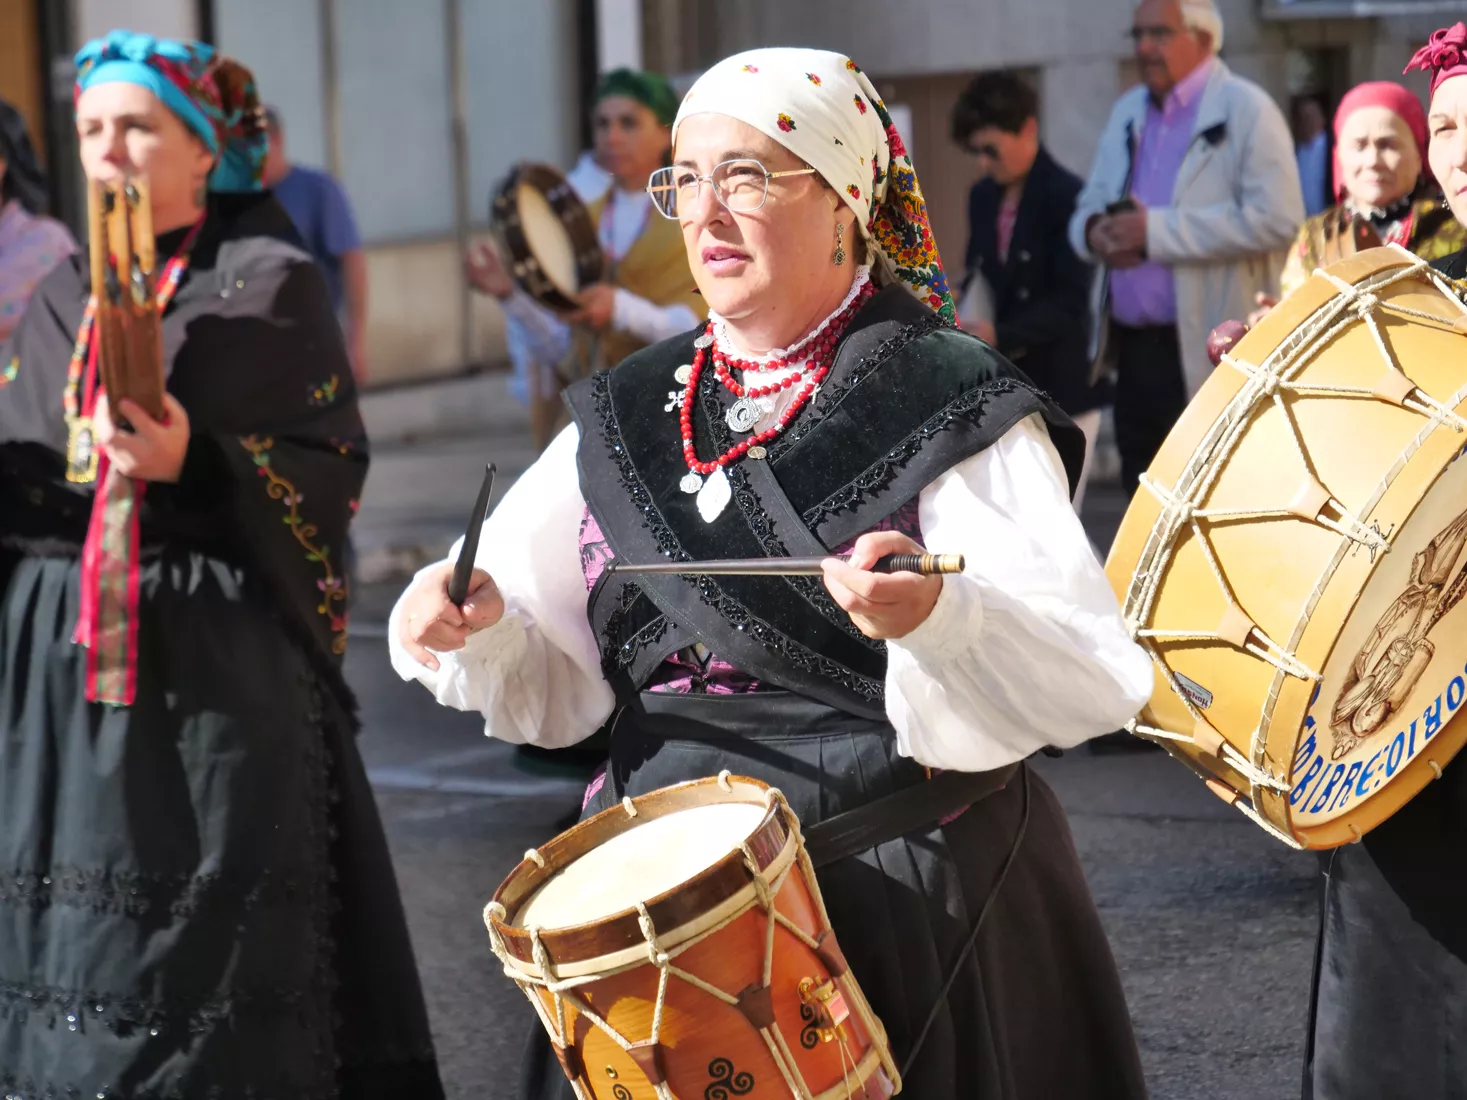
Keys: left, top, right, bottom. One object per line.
{"left": 487, "top": 774, "right": 794, "bottom": 974}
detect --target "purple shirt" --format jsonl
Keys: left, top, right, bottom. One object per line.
{"left": 1110, "top": 59, "right": 1213, "bottom": 328}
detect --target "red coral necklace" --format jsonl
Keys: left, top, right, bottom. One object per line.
{"left": 677, "top": 278, "right": 875, "bottom": 494}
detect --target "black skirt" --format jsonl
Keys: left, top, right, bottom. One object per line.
{"left": 1302, "top": 753, "right": 1467, "bottom": 1099}
{"left": 517, "top": 692, "right": 1148, "bottom": 1100}
{"left": 0, "top": 547, "right": 444, "bottom": 1099}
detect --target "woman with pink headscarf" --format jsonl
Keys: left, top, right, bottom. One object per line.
{"left": 1299, "top": 32, "right": 1467, "bottom": 1100}
{"left": 1277, "top": 81, "right": 1464, "bottom": 298}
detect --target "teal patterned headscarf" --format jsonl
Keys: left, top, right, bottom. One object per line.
{"left": 74, "top": 30, "right": 266, "bottom": 193}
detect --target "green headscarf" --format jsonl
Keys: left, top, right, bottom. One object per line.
{"left": 595, "top": 68, "right": 678, "bottom": 127}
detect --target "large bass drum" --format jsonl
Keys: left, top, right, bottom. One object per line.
{"left": 1106, "top": 246, "right": 1467, "bottom": 849}
{"left": 491, "top": 161, "right": 604, "bottom": 313}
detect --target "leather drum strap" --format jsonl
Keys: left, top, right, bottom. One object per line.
{"left": 802, "top": 763, "right": 1020, "bottom": 868}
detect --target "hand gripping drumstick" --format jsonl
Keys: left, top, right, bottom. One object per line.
{"left": 607, "top": 553, "right": 965, "bottom": 577}
{"left": 447, "top": 463, "right": 496, "bottom": 606}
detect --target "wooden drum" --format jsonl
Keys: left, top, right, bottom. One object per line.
{"left": 491, "top": 162, "right": 604, "bottom": 313}
{"left": 484, "top": 774, "right": 900, "bottom": 1099}
{"left": 1106, "top": 247, "right": 1467, "bottom": 849}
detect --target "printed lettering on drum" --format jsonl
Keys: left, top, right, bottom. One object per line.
{"left": 1292, "top": 448, "right": 1467, "bottom": 827}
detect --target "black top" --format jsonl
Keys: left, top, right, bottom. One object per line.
{"left": 0, "top": 191, "right": 367, "bottom": 716}
{"left": 1433, "top": 246, "right": 1467, "bottom": 279}
{"left": 566, "top": 284, "right": 1082, "bottom": 719}
{"left": 963, "top": 145, "right": 1102, "bottom": 415}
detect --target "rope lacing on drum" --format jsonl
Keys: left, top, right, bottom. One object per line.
{"left": 480, "top": 788, "right": 900, "bottom": 1099}
{"left": 1134, "top": 475, "right": 1322, "bottom": 683}
{"left": 1121, "top": 250, "right": 1465, "bottom": 842}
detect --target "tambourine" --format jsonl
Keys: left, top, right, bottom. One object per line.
{"left": 490, "top": 162, "right": 604, "bottom": 313}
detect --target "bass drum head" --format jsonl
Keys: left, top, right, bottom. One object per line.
{"left": 1106, "top": 247, "right": 1467, "bottom": 849}
{"left": 514, "top": 801, "right": 767, "bottom": 931}
{"left": 1289, "top": 445, "right": 1467, "bottom": 845}
{"left": 491, "top": 162, "right": 604, "bottom": 313}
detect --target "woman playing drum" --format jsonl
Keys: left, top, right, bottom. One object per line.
{"left": 396, "top": 48, "right": 1152, "bottom": 1098}
{"left": 1300, "top": 27, "right": 1467, "bottom": 1100}
{"left": 468, "top": 69, "right": 703, "bottom": 446}
{"left": 0, "top": 31, "right": 442, "bottom": 1096}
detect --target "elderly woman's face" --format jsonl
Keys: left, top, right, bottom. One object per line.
{"left": 1337, "top": 105, "right": 1421, "bottom": 209}
{"left": 672, "top": 113, "right": 840, "bottom": 325}
{"left": 76, "top": 82, "right": 214, "bottom": 221}
{"left": 1429, "top": 76, "right": 1467, "bottom": 227}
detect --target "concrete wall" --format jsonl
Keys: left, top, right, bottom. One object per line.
{"left": 209, "top": 0, "right": 583, "bottom": 385}
{"left": 75, "top": 0, "right": 196, "bottom": 43}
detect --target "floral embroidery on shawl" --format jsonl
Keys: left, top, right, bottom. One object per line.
{"left": 240, "top": 435, "right": 349, "bottom": 653}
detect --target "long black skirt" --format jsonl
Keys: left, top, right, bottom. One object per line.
{"left": 0, "top": 549, "right": 444, "bottom": 1098}
{"left": 1302, "top": 753, "right": 1467, "bottom": 1099}
{"left": 518, "top": 692, "right": 1148, "bottom": 1100}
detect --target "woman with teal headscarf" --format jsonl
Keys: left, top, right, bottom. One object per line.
{"left": 0, "top": 31, "right": 444, "bottom": 1097}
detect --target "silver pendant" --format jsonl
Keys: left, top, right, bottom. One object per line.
{"left": 747, "top": 445, "right": 767, "bottom": 460}
{"left": 674, "top": 364, "right": 693, "bottom": 385}
{"left": 680, "top": 472, "right": 704, "bottom": 494}
{"left": 694, "top": 333, "right": 714, "bottom": 349}
{"left": 697, "top": 465, "right": 732, "bottom": 522}
{"left": 726, "top": 396, "right": 761, "bottom": 434}
{"left": 664, "top": 390, "right": 681, "bottom": 412}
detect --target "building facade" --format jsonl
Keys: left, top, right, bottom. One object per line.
{"left": 0, "top": 0, "right": 1457, "bottom": 386}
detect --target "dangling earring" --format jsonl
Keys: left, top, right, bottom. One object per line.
{"left": 833, "top": 220, "right": 847, "bottom": 267}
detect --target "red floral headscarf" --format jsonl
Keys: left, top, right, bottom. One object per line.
{"left": 1404, "top": 23, "right": 1467, "bottom": 97}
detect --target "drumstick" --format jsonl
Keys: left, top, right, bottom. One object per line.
{"left": 447, "top": 463, "right": 497, "bottom": 606}
{"left": 607, "top": 553, "right": 965, "bottom": 577}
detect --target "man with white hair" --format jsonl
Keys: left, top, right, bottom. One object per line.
{"left": 1070, "top": 0, "right": 1303, "bottom": 496}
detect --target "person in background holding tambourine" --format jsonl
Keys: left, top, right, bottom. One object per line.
{"left": 400, "top": 46, "right": 1153, "bottom": 1100}
{"left": 1299, "top": 27, "right": 1467, "bottom": 1100}
{"left": 0, "top": 31, "right": 443, "bottom": 1097}
{"left": 1250, "top": 81, "right": 1465, "bottom": 325}
{"left": 467, "top": 69, "right": 703, "bottom": 446}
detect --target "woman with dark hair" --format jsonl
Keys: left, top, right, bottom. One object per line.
{"left": 0, "top": 98, "right": 75, "bottom": 343}
{"left": 951, "top": 72, "right": 1104, "bottom": 508}
{"left": 0, "top": 30, "right": 442, "bottom": 1097}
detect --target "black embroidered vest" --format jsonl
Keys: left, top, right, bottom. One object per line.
{"left": 564, "top": 285, "right": 1082, "bottom": 720}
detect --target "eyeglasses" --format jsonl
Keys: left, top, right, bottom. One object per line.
{"left": 647, "top": 158, "right": 819, "bottom": 220}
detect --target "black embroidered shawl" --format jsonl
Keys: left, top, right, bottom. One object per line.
{"left": 566, "top": 284, "right": 1082, "bottom": 719}
{"left": 0, "top": 192, "right": 366, "bottom": 717}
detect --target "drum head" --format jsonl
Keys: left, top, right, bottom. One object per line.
{"left": 1106, "top": 247, "right": 1467, "bottom": 848}
{"left": 515, "top": 181, "right": 580, "bottom": 300}
{"left": 491, "top": 162, "right": 604, "bottom": 313}
{"left": 516, "top": 802, "right": 766, "bottom": 931}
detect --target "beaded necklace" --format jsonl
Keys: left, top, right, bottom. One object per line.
{"left": 676, "top": 277, "right": 876, "bottom": 495}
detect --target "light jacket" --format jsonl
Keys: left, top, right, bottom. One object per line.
{"left": 1069, "top": 59, "right": 1304, "bottom": 396}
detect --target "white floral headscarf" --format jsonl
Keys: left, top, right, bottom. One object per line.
{"left": 673, "top": 47, "right": 955, "bottom": 323}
